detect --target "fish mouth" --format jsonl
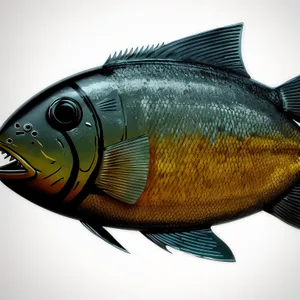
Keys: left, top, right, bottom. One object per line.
{"left": 0, "top": 143, "right": 36, "bottom": 180}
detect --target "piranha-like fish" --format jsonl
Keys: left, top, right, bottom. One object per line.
{"left": 1, "top": 23, "right": 300, "bottom": 262}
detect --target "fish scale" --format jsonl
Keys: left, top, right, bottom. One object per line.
{"left": 1, "top": 23, "right": 300, "bottom": 261}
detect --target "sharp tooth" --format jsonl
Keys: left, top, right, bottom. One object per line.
{"left": 4, "top": 153, "right": 9, "bottom": 159}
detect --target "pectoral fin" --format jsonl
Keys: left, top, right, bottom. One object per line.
{"left": 81, "top": 221, "right": 129, "bottom": 253}
{"left": 95, "top": 134, "right": 150, "bottom": 204}
{"left": 141, "top": 228, "right": 235, "bottom": 262}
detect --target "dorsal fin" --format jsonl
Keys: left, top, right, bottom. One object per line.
{"left": 105, "top": 43, "right": 164, "bottom": 65}
{"left": 104, "top": 23, "right": 249, "bottom": 78}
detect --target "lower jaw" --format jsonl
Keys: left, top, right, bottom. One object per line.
{"left": 0, "top": 171, "right": 35, "bottom": 180}
{"left": 0, "top": 144, "right": 36, "bottom": 180}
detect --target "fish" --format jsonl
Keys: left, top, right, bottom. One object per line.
{"left": 1, "top": 23, "right": 300, "bottom": 262}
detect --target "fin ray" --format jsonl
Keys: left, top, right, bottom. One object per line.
{"left": 105, "top": 43, "right": 164, "bottom": 65}
{"left": 95, "top": 134, "right": 150, "bottom": 204}
{"left": 265, "top": 182, "right": 300, "bottom": 228}
{"left": 277, "top": 76, "right": 300, "bottom": 119}
{"left": 81, "top": 221, "right": 129, "bottom": 253}
{"left": 95, "top": 90, "right": 126, "bottom": 146}
{"left": 141, "top": 228, "right": 235, "bottom": 262}
{"left": 104, "top": 23, "right": 249, "bottom": 78}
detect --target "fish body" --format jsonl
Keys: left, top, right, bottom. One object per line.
{"left": 1, "top": 23, "right": 300, "bottom": 261}
{"left": 76, "top": 61, "right": 300, "bottom": 230}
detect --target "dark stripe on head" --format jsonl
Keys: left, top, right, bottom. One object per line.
{"left": 59, "top": 83, "right": 103, "bottom": 213}
{"left": 54, "top": 131, "right": 80, "bottom": 210}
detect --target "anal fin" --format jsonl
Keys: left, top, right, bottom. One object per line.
{"left": 141, "top": 228, "right": 235, "bottom": 262}
{"left": 81, "top": 221, "right": 129, "bottom": 253}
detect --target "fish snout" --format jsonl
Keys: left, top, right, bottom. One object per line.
{"left": 0, "top": 121, "right": 39, "bottom": 180}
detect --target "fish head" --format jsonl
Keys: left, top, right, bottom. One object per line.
{"left": 0, "top": 85, "right": 101, "bottom": 215}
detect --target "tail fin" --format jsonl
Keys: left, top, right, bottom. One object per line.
{"left": 272, "top": 78, "right": 300, "bottom": 228}
{"left": 265, "top": 183, "right": 300, "bottom": 229}
{"left": 276, "top": 76, "right": 300, "bottom": 120}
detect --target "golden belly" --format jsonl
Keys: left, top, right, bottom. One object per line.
{"left": 78, "top": 134, "right": 300, "bottom": 229}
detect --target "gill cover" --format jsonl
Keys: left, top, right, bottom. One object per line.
{"left": 80, "top": 86, "right": 150, "bottom": 205}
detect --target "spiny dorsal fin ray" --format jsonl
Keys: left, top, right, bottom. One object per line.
{"left": 81, "top": 221, "right": 129, "bottom": 253}
{"left": 104, "top": 23, "right": 249, "bottom": 78}
{"left": 141, "top": 228, "right": 235, "bottom": 262}
{"left": 105, "top": 43, "right": 164, "bottom": 65}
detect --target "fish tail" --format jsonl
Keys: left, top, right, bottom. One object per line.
{"left": 276, "top": 75, "right": 300, "bottom": 121}
{"left": 262, "top": 77, "right": 300, "bottom": 228}
{"left": 264, "top": 183, "right": 300, "bottom": 229}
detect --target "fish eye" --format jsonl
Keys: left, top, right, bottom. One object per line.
{"left": 47, "top": 98, "right": 82, "bottom": 131}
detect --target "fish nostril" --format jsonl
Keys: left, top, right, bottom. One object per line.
{"left": 23, "top": 123, "right": 33, "bottom": 132}
{"left": 16, "top": 131, "right": 25, "bottom": 136}
{"left": 6, "top": 138, "right": 13, "bottom": 144}
{"left": 14, "top": 123, "right": 21, "bottom": 129}
{"left": 31, "top": 130, "right": 38, "bottom": 137}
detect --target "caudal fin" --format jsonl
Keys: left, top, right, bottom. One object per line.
{"left": 277, "top": 76, "right": 300, "bottom": 120}
{"left": 270, "top": 78, "right": 300, "bottom": 228}
{"left": 265, "top": 183, "right": 300, "bottom": 229}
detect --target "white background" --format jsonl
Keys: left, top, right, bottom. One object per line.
{"left": 0, "top": 0, "right": 300, "bottom": 299}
